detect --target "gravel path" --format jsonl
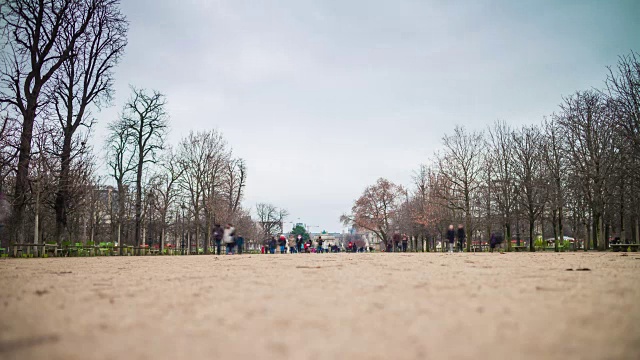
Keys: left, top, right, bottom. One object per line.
{"left": 1, "top": 252, "right": 639, "bottom": 359}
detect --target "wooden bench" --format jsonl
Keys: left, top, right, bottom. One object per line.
{"left": 10, "top": 243, "right": 48, "bottom": 257}
{"left": 470, "top": 244, "right": 489, "bottom": 252}
{"left": 611, "top": 244, "right": 640, "bottom": 252}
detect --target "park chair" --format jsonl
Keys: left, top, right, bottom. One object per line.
{"left": 75, "top": 243, "right": 86, "bottom": 256}
{"left": 0, "top": 247, "right": 6, "bottom": 258}
{"left": 98, "top": 242, "right": 111, "bottom": 256}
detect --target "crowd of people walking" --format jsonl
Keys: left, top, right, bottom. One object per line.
{"left": 208, "top": 222, "right": 506, "bottom": 255}
{"left": 211, "top": 223, "right": 244, "bottom": 255}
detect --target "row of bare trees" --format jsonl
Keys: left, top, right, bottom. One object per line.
{"left": 1, "top": 0, "right": 128, "bottom": 247}
{"left": 343, "top": 51, "right": 640, "bottom": 252}
{"left": 0, "top": 1, "right": 260, "bottom": 251}
{"left": 105, "top": 101, "right": 251, "bottom": 253}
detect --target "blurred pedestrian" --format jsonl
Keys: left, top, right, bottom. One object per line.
{"left": 288, "top": 236, "right": 297, "bottom": 253}
{"left": 457, "top": 224, "right": 466, "bottom": 252}
{"left": 223, "top": 223, "right": 235, "bottom": 254}
{"left": 213, "top": 224, "right": 223, "bottom": 255}
{"left": 269, "top": 236, "right": 277, "bottom": 254}
{"left": 296, "top": 235, "right": 303, "bottom": 253}
{"left": 401, "top": 234, "right": 408, "bottom": 252}
{"left": 446, "top": 224, "right": 455, "bottom": 253}
{"left": 317, "top": 236, "right": 324, "bottom": 253}
{"left": 304, "top": 240, "right": 311, "bottom": 253}
{"left": 236, "top": 235, "right": 244, "bottom": 255}
{"left": 279, "top": 235, "right": 287, "bottom": 254}
{"left": 490, "top": 231, "right": 504, "bottom": 252}
{"left": 392, "top": 232, "right": 401, "bottom": 252}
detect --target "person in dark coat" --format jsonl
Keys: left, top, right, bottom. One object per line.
{"left": 296, "top": 235, "right": 303, "bottom": 253}
{"left": 213, "top": 224, "right": 223, "bottom": 255}
{"left": 490, "top": 231, "right": 504, "bottom": 252}
{"left": 269, "top": 236, "right": 277, "bottom": 254}
{"left": 457, "top": 224, "right": 466, "bottom": 252}
{"left": 446, "top": 224, "right": 455, "bottom": 253}
{"left": 392, "top": 233, "right": 401, "bottom": 252}
{"left": 236, "top": 235, "right": 244, "bottom": 255}
{"left": 401, "top": 234, "right": 409, "bottom": 252}
{"left": 278, "top": 235, "right": 287, "bottom": 254}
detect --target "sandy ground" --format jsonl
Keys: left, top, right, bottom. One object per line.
{"left": 1, "top": 252, "right": 639, "bottom": 360}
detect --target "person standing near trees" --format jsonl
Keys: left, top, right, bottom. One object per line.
{"left": 213, "top": 224, "right": 223, "bottom": 255}
{"left": 490, "top": 231, "right": 504, "bottom": 252}
{"left": 447, "top": 225, "right": 455, "bottom": 253}
{"left": 401, "top": 234, "right": 409, "bottom": 252}
{"left": 288, "top": 236, "right": 297, "bottom": 253}
{"left": 223, "top": 223, "right": 235, "bottom": 254}
{"left": 269, "top": 236, "right": 277, "bottom": 254}
{"left": 392, "top": 232, "right": 401, "bottom": 252}
{"left": 278, "top": 235, "right": 287, "bottom": 254}
{"left": 236, "top": 234, "right": 244, "bottom": 255}
{"left": 457, "top": 224, "right": 466, "bottom": 252}
{"left": 296, "top": 234, "right": 303, "bottom": 253}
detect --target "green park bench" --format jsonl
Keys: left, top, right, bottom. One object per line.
{"left": 610, "top": 244, "right": 639, "bottom": 252}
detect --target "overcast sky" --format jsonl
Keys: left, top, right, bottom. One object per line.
{"left": 93, "top": 0, "right": 640, "bottom": 233}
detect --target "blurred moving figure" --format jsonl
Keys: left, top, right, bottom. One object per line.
{"left": 447, "top": 225, "right": 455, "bottom": 253}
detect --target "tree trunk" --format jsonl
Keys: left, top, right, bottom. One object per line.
{"left": 592, "top": 216, "right": 598, "bottom": 250}
{"left": 595, "top": 215, "right": 605, "bottom": 251}
{"left": 54, "top": 133, "right": 73, "bottom": 243}
{"left": 117, "top": 183, "right": 126, "bottom": 255}
{"left": 619, "top": 198, "right": 625, "bottom": 243}
{"left": 33, "top": 187, "right": 39, "bottom": 257}
{"left": 586, "top": 222, "right": 591, "bottom": 251}
{"left": 135, "top": 156, "right": 143, "bottom": 248}
{"left": 552, "top": 210, "right": 559, "bottom": 252}
{"left": 558, "top": 205, "right": 564, "bottom": 251}
{"left": 505, "top": 222, "right": 512, "bottom": 252}
{"left": 13, "top": 108, "right": 37, "bottom": 243}
{"left": 161, "top": 226, "right": 165, "bottom": 254}
{"left": 528, "top": 220, "right": 535, "bottom": 252}
{"left": 465, "top": 200, "right": 472, "bottom": 252}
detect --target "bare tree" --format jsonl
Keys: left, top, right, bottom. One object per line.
{"left": 486, "top": 121, "right": 516, "bottom": 249}
{"left": 178, "top": 130, "right": 228, "bottom": 254}
{"left": 411, "top": 164, "right": 447, "bottom": 251}
{"left": 437, "top": 126, "right": 484, "bottom": 251}
{"left": 150, "top": 147, "right": 183, "bottom": 253}
{"left": 120, "top": 87, "right": 168, "bottom": 248}
{"left": 341, "top": 178, "right": 404, "bottom": 248}
{"left": 558, "top": 91, "right": 617, "bottom": 250}
{"left": 105, "top": 117, "right": 135, "bottom": 253}
{"left": 256, "top": 203, "right": 288, "bottom": 238}
{"left": 0, "top": 0, "right": 105, "bottom": 241}
{"left": 225, "top": 158, "right": 246, "bottom": 215}
{"left": 541, "top": 117, "right": 568, "bottom": 251}
{"left": 512, "top": 125, "right": 546, "bottom": 252}
{"left": 51, "top": 0, "right": 127, "bottom": 242}
{"left": 605, "top": 51, "right": 640, "bottom": 160}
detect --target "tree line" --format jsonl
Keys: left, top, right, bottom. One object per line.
{"left": 0, "top": 0, "right": 280, "bottom": 251}
{"left": 343, "top": 51, "right": 640, "bottom": 252}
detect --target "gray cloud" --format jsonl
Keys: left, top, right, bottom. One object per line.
{"left": 92, "top": 0, "right": 640, "bottom": 232}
